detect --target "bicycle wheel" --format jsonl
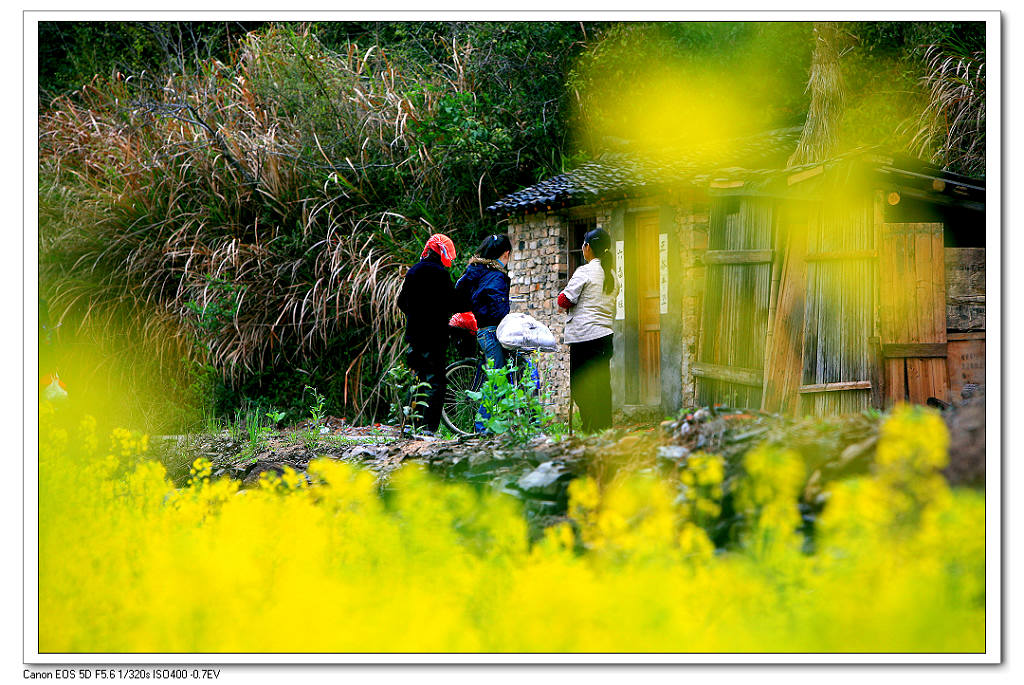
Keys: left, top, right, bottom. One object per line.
{"left": 442, "top": 358, "right": 484, "bottom": 436}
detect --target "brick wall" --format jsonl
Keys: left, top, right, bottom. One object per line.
{"left": 674, "top": 199, "right": 710, "bottom": 409}
{"left": 507, "top": 208, "right": 614, "bottom": 418}
{"left": 508, "top": 213, "right": 572, "bottom": 417}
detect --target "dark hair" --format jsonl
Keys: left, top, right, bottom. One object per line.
{"left": 584, "top": 228, "right": 615, "bottom": 295}
{"left": 477, "top": 233, "right": 512, "bottom": 261}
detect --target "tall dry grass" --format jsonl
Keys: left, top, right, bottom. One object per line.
{"left": 39, "top": 26, "right": 492, "bottom": 425}
{"left": 906, "top": 43, "right": 986, "bottom": 177}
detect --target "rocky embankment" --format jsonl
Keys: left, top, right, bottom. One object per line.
{"left": 153, "top": 392, "right": 985, "bottom": 538}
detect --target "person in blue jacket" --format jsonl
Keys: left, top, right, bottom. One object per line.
{"left": 455, "top": 234, "right": 513, "bottom": 373}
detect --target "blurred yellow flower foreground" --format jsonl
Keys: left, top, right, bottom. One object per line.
{"left": 39, "top": 404, "right": 984, "bottom": 653}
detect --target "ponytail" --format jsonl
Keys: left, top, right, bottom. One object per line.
{"left": 584, "top": 228, "right": 615, "bottom": 295}
{"left": 477, "top": 233, "right": 512, "bottom": 261}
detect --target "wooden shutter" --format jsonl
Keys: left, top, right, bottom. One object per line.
{"left": 879, "top": 222, "right": 950, "bottom": 406}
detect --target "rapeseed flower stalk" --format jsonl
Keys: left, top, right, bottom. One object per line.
{"left": 735, "top": 444, "right": 806, "bottom": 561}
{"left": 807, "top": 405, "right": 984, "bottom": 652}
{"left": 678, "top": 451, "right": 725, "bottom": 526}
{"left": 37, "top": 403, "right": 984, "bottom": 654}
{"left": 820, "top": 404, "right": 957, "bottom": 544}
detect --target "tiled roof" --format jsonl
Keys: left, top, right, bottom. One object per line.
{"left": 488, "top": 130, "right": 987, "bottom": 214}
{"left": 487, "top": 127, "right": 803, "bottom": 214}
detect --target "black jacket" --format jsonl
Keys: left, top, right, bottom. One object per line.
{"left": 397, "top": 252, "right": 468, "bottom": 350}
{"left": 455, "top": 258, "right": 511, "bottom": 328}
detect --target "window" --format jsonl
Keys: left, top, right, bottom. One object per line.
{"left": 566, "top": 216, "right": 596, "bottom": 277}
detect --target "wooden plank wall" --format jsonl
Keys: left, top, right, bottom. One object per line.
{"left": 944, "top": 247, "right": 985, "bottom": 403}
{"left": 945, "top": 247, "right": 986, "bottom": 332}
{"left": 695, "top": 197, "right": 774, "bottom": 408}
{"left": 799, "top": 199, "right": 876, "bottom": 415}
{"left": 947, "top": 332, "right": 985, "bottom": 401}
{"left": 879, "top": 222, "right": 950, "bottom": 406}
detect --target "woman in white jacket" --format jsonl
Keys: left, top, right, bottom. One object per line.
{"left": 557, "top": 228, "right": 618, "bottom": 431}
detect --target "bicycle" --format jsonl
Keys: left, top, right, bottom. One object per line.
{"left": 441, "top": 304, "right": 547, "bottom": 436}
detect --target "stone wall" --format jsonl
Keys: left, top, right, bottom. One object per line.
{"left": 673, "top": 199, "right": 710, "bottom": 409}
{"left": 507, "top": 208, "right": 613, "bottom": 418}
{"left": 508, "top": 213, "right": 571, "bottom": 417}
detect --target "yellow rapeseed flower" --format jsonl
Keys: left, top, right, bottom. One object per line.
{"left": 36, "top": 406, "right": 984, "bottom": 654}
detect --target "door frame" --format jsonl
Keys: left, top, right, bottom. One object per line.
{"left": 617, "top": 204, "right": 681, "bottom": 414}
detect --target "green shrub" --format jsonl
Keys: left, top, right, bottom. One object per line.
{"left": 467, "top": 359, "right": 553, "bottom": 441}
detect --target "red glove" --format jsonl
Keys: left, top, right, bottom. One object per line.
{"left": 449, "top": 311, "right": 478, "bottom": 333}
{"left": 557, "top": 293, "right": 574, "bottom": 310}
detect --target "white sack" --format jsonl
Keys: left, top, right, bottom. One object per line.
{"left": 496, "top": 312, "right": 557, "bottom": 351}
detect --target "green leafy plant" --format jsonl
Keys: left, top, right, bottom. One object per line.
{"left": 240, "top": 408, "right": 282, "bottom": 463}
{"left": 184, "top": 274, "right": 245, "bottom": 344}
{"left": 303, "top": 385, "right": 328, "bottom": 428}
{"left": 200, "top": 406, "right": 223, "bottom": 436}
{"left": 296, "top": 385, "right": 330, "bottom": 450}
{"left": 385, "top": 363, "right": 432, "bottom": 436}
{"left": 226, "top": 408, "right": 245, "bottom": 445}
{"left": 466, "top": 360, "right": 553, "bottom": 442}
{"left": 300, "top": 428, "right": 323, "bottom": 453}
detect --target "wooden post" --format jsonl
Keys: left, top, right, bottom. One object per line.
{"left": 567, "top": 392, "right": 573, "bottom": 436}
{"left": 762, "top": 209, "right": 784, "bottom": 409}
{"left": 868, "top": 335, "right": 884, "bottom": 409}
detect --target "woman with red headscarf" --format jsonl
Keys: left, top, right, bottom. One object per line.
{"left": 397, "top": 233, "right": 466, "bottom": 434}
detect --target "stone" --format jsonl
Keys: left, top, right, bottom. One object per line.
{"left": 346, "top": 445, "right": 382, "bottom": 460}
{"left": 468, "top": 450, "right": 501, "bottom": 468}
{"left": 517, "top": 460, "right": 571, "bottom": 497}
{"left": 616, "top": 434, "right": 642, "bottom": 452}
{"left": 241, "top": 463, "right": 287, "bottom": 488}
{"left": 657, "top": 445, "right": 690, "bottom": 463}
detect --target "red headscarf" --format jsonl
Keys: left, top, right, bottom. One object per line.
{"left": 421, "top": 233, "right": 456, "bottom": 268}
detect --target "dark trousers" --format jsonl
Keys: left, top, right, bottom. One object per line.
{"left": 569, "top": 334, "right": 614, "bottom": 432}
{"left": 405, "top": 344, "right": 447, "bottom": 433}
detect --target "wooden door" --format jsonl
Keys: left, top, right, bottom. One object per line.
{"left": 879, "top": 222, "right": 950, "bottom": 406}
{"left": 695, "top": 197, "right": 774, "bottom": 409}
{"left": 636, "top": 213, "right": 661, "bottom": 406}
{"left": 798, "top": 201, "right": 877, "bottom": 415}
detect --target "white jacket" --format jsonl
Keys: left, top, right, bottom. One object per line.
{"left": 560, "top": 258, "right": 618, "bottom": 344}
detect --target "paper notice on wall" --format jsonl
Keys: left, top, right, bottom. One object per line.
{"left": 659, "top": 233, "right": 669, "bottom": 314}
{"left": 615, "top": 240, "right": 625, "bottom": 320}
